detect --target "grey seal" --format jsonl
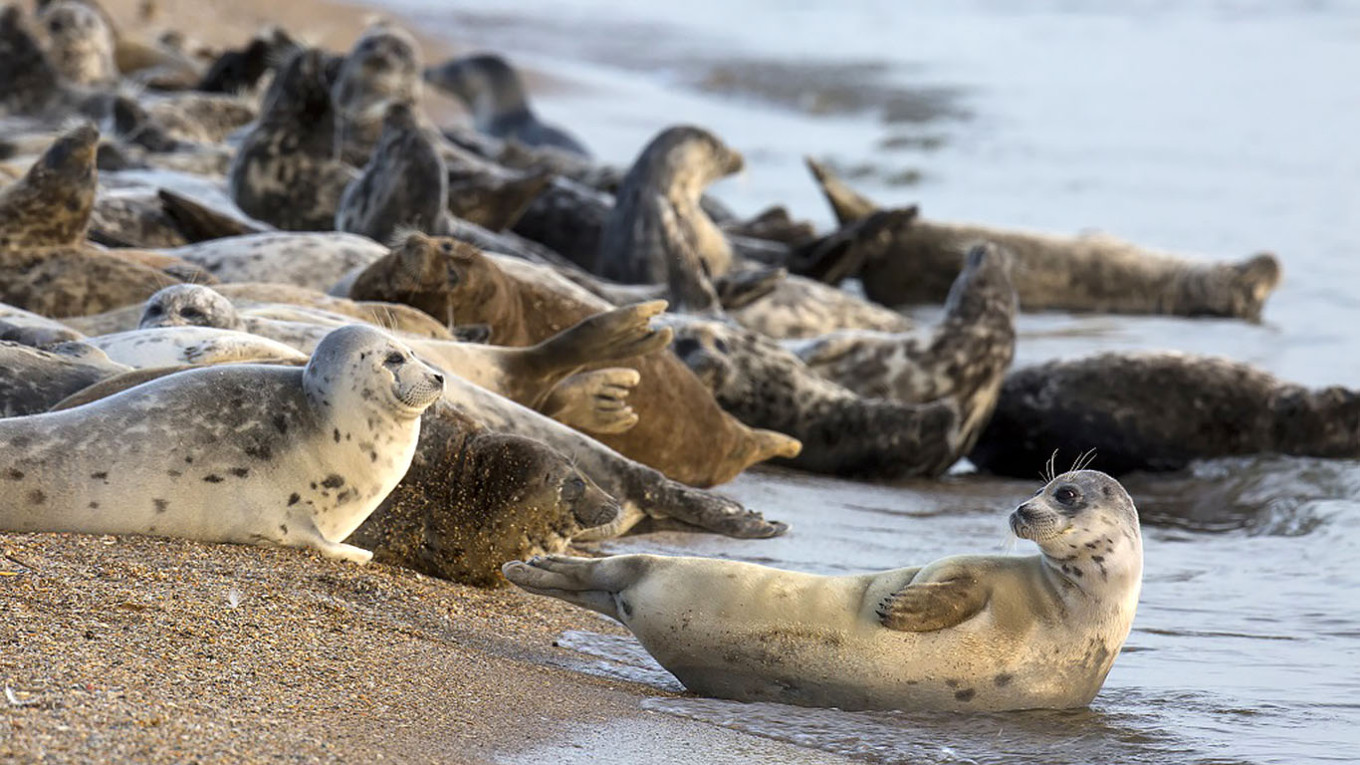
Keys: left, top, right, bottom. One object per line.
{"left": 335, "top": 101, "right": 447, "bottom": 242}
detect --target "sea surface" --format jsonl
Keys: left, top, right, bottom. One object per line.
{"left": 386, "top": 1, "right": 1360, "bottom": 762}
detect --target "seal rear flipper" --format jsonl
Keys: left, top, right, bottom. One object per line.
{"left": 527, "top": 301, "right": 672, "bottom": 375}
{"left": 787, "top": 207, "right": 918, "bottom": 285}
{"left": 877, "top": 577, "right": 989, "bottom": 632}
{"left": 804, "top": 156, "right": 880, "bottom": 226}
{"left": 540, "top": 368, "right": 641, "bottom": 435}
{"left": 158, "top": 189, "right": 267, "bottom": 242}
{"left": 502, "top": 555, "right": 623, "bottom": 619}
{"left": 713, "top": 266, "right": 786, "bottom": 311}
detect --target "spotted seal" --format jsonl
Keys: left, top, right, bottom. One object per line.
{"left": 335, "top": 101, "right": 448, "bottom": 242}
{"left": 507, "top": 469, "right": 1143, "bottom": 712}
{"left": 423, "top": 52, "right": 590, "bottom": 157}
{"left": 228, "top": 47, "right": 359, "bottom": 231}
{"left": 37, "top": 0, "right": 117, "bottom": 85}
{"left": 789, "top": 242, "right": 1018, "bottom": 452}
{"left": 0, "top": 339, "right": 127, "bottom": 416}
{"left": 594, "top": 125, "right": 743, "bottom": 285}
{"left": 83, "top": 325, "right": 308, "bottom": 368}
{"left": 0, "top": 325, "right": 445, "bottom": 563}
{"left": 330, "top": 21, "right": 422, "bottom": 165}
{"left": 348, "top": 232, "right": 803, "bottom": 487}
{"left": 806, "top": 160, "right": 1282, "bottom": 320}
{"left": 971, "top": 352, "right": 1360, "bottom": 477}
{"left": 350, "top": 400, "right": 620, "bottom": 587}
{"left": 166, "top": 232, "right": 390, "bottom": 292}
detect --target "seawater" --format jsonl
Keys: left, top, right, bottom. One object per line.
{"left": 384, "top": 1, "right": 1360, "bottom": 762}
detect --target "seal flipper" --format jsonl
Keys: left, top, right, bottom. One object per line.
{"left": 522, "top": 300, "right": 673, "bottom": 382}
{"left": 540, "top": 368, "right": 641, "bottom": 435}
{"left": 502, "top": 555, "right": 624, "bottom": 619}
{"left": 804, "top": 156, "right": 880, "bottom": 225}
{"left": 877, "top": 576, "right": 989, "bottom": 632}
{"left": 713, "top": 266, "right": 786, "bottom": 311}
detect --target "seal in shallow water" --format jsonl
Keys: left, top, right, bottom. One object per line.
{"left": 970, "top": 351, "right": 1360, "bottom": 477}
{"left": 423, "top": 53, "right": 590, "bottom": 157}
{"left": 506, "top": 469, "right": 1143, "bottom": 712}
{"left": 0, "top": 325, "right": 445, "bottom": 562}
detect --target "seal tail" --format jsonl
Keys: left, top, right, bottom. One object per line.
{"left": 502, "top": 555, "right": 623, "bottom": 620}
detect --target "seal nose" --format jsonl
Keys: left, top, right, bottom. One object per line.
{"left": 431, "top": 372, "right": 445, "bottom": 387}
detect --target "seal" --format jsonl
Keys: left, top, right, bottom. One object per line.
{"left": 166, "top": 232, "right": 391, "bottom": 292}
{"left": 228, "top": 46, "right": 359, "bottom": 231}
{"left": 0, "top": 4, "right": 100, "bottom": 119}
{"left": 971, "top": 351, "right": 1360, "bottom": 477}
{"left": 83, "top": 325, "right": 309, "bottom": 368}
{"left": 0, "top": 339, "right": 127, "bottom": 416}
{"left": 727, "top": 274, "right": 912, "bottom": 340}
{"left": 662, "top": 315, "right": 962, "bottom": 479}
{"left": 0, "top": 122, "right": 98, "bottom": 251}
{"left": 806, "top": 161, "right": 1282, "bottom": 320}
{"left": 347, "top": 232, "right": 803, "bottom": 488}
{"left": 789, "top": 242, "right": 1018, "bottom": 452}
{"left": 0, "top": 324, "right": 445, "bottom": 562}
{"left": 506, "top": 469, "right": 1144, "bottom": 712}
{"left": 330, "top": 21, "right": 423, "bottom": 165}
{"left": 594, "top": 125, "right": 744, "bottom": 285}
{"left": 197, "top": 25, "right": 295, "bottom": 94}
{"left": 335, "top": 101, "right": 448, "bottom": 242}
{"left": 423, "top": 53, "right": 590, "bottom": 156}
{"left": 37, "top": 0, "right": 117, "bottom": 85}
{"left": 350, "top": 400, "right": 620, "bottom": 587}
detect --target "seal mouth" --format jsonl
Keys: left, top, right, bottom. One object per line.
{"left": 395, "top": 374, "right": 444, "bottom": 413}
{"left": 1008, "top": 503, "right": 1062, "bottom": 542}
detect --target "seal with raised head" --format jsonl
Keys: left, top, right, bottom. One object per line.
{"left": 790, "top": 242, "right": 1018, "bottom": 452}
{"left": 507, "top": 469, "right": 1143, "bottom": 712}
{"left": 330, "top": 21, "right": 423, "bottom": 165}
{"left": 37, "top": 0, "right": 117, "bottom": 85}
{"left": 228, "top": 46, "right": 359, "bottom": 231}
{"left": 348, "top": 232, "right": 803, "bottom": 488}
{"left": 971, "top": 351, "right": 1360, "bottom": 477}
{"left": 0, "top": 325, "right": 445, "bottom": 563}
{"left": 335, "top": 100, "right": 448, "bottom": 242}
{"left": 351, "top": 400, "right": 621, "bottom": 587}
{"left": 423, "top": 52, "right": 590, "bottom": 157}
{"left": 594, "top": 125, "right": 744, "bottom": 285}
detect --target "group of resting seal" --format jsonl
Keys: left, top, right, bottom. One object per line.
{"left": 0, "top": 2, "right": 1339, "bottom": 714}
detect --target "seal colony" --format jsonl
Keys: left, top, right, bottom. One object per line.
{"left": 0, "top": 0, "right": 1336, "bottom": 725}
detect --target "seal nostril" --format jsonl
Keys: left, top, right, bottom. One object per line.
{"left": 431, "top": 373, "right": 445, "bottom": 386}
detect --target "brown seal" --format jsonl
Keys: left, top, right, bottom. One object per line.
{"left": 350, "top": 400, "right": 621, "bottom": 587}
{"left": 348, "top": 232, "right": 802, "bottom": 487}
{"left": 806, "top": 159, "right": 1282, "bottom": 320}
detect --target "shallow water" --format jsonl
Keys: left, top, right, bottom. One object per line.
{"left": 385, "top": 1, "right": 1360, "bottom": 762}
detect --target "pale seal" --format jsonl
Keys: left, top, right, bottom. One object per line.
{"left": 83, "top": 326, "right": 308, "bottom": 368}
{"left": 971, "top": 352, "right": 1360, "bottom": 477}
{"left": 0, "top": 325, "right": 446, "bottom": 563}
{"left": 228, "top": 47, "right": 359, "bottom": 231}
{"left": 789, "top": 242, "right": 1018, "bottom": 452}
{"left": 167, "top": 232, "right": 390, "bottom": 292}
{"left": 330, "top": 21, "right": 422, "bottom": 165}
{"left": 335, "top": 101, "right": 448, "bottom": 242}
{"left": 594, "top": 125, "right": 743, "bottom": 284}
{"left": 423, "top": 52, "right": 590, "bottom": 157}
{"left": 506, "top": 469, "right": 1143, "bottom": 712}
{"left": 37, "top": 0, "right": 117, "bottom": 85}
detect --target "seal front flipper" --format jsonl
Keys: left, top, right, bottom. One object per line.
{"left": 541, "top": 368, "right": 641, "bottom": 435}
{"left": 877, "top": 576, "right": 988, "bottom": 632}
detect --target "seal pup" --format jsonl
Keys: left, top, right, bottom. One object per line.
{"left": 0, "top": 339, "right": 128, "bottom": 416}
{"left": 83, "top": 326, "right": 308, "bottom": 368}
{"left": 348, "top": 232, "right": 803, "bottom": 487}
{"left": 423, "top": 53, "right": 590, "bottom": 157}
{"left": 663, "top": 315, "right": 962, "bottom": 479}
{"left": 335, "top": 101, "right": 448, "bottom": 242}
{"left": 37, "top": 0, "right": 117, "bottom": 85}
{"left": 507, "top": 469, "right": 1143, "bottom": 712}
{"left": 351, "top": 400, "right": 620, "bottom": 587}
{"left": 806, "top": 161, "right": 1282, "bottom": 320}
{"left": 594, "top": 125, "right": 743, "bottom": 284}
{"left": 790, "top": 242, "right": 1018, "bottom": 452}
{"left": 0, "top": 325, "right": 444, "bottom": 562}
{"left": 972, "top": 352, "right": 1360, "bottom": 477}
{"left": 330, "top": 21, "right": 422, "bottom": 165}
{"left": 228, "top": 47, "right": 359, "bottom": 231}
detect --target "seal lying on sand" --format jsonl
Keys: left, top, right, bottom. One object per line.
{"left": 351, "top": 400, "right": 620, "bottom": 587}
{"left": 0, "top": 340, "right": 127, "bottom": 416}
{"left": 335, "top": 101, "right": 447, "bottom": 242}
{"left": 507, "top": 469, "right": 1143, "bottom": 712}
{"left": 228, "top": 47, "right": 358, "bottom": 231}
{"left": 348, "top": 232, "right": 802, "bottom": 487}
{"left": 806, "top": 160, "right": 1282, "bottom": 320}
{"left": 663, "top": 315, "right": 961, "bottom": 479}
{"left": 594, "top": 125, "right": 743, "bottom": 285}
{"left": 330, "top": 21, "right": 423, "bottom": 164}
{"left": 789, "top": 242, "right": 1018, "bottom": 452}
{"left": 971, "top": 352, "right": 1360, "bottom": 477}
{"left": 0, "top": 325, "right": 445, "bottom": 563}
{"left": 423, "top": 53, "right": 590, "bottom": 157}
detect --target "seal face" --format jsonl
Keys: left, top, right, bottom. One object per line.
{"left": 505, "top": 469, "right": 1143, "bottom": 712}
{"left": 38, "top": 0, "right": 117, "bottom": 85}
{"left": 330, "top": 21, "right": 422, "bottom": 165}
{"left": 0, "top": 325, "right": 445, "bottom": 563}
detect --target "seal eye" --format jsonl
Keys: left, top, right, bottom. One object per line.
{"left": 439, "top": 242, "right": 453, "bottom": 254}
{"left": 1054, "top": 486, "right": 1080, "bottom": 506}
{"left": 560, "top": 476, "right": 585, "bottom": 502}
{"left": 712, "top": 338, "right": 730, "bottom": 355}
{"left": 145, "top": 305, "right": 162, "bottom": 316}
{"left": 384, "top": 351, "right": 406, "bottom": 366}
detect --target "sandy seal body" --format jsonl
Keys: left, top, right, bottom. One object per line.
{"left": 0, "top": 325, "right": 445, "bottom": 562}
{"left": 971, "top": 352, "right": 1360, "bottom": 477}
{"left": 507, "top": 470, "right": 1143, "bottom": 712}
